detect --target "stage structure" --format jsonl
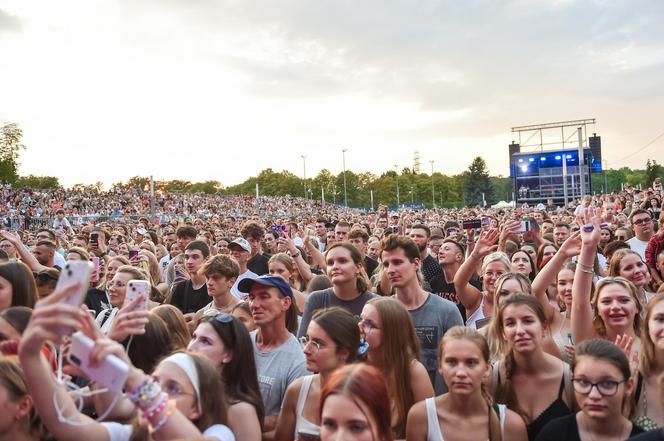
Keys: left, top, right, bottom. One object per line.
{"left": 508, "top": 119, "right": 602, "bottom": 207}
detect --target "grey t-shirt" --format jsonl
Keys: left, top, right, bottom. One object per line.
{"left": 297, "top": 288, "right": 377, "bottom": 338}
{"left": 407, "top": 292, "right": 464, "bottom": 395}
{"left": 251, "top": 330, "right": 309, "bottom": 416}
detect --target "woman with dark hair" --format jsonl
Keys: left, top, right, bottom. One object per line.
{"left": 536, "top": 339, "right": 642, "bottom": 440}
{"left": 188, "top": 310, "right": 264, "bottom": 441}
{"left": 0, "top": 261, "right": 37, "bottom": 309}
{"left": 0, "top": 306, "right": 32, "bottom": 340}
{"left": 275, "top": 307, "right": 361, "bottom": 441}
{"left": 320, "top": 364, "right": 394, "bottom": 441}
{"left": 297, "top": 243, "right": 376, "bottom": 338}
{"left": 407, "top": 326, "right": 527, "bottom": 441}
{"left": 511, "top": 249, "right": 537, "bottom": 281}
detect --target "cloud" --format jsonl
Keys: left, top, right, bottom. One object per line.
{"left": 0, "top": 8, "right": 20, "bottom": 33}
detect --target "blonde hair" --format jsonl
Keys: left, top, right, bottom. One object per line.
{"left": 591, "top": 277, "right": 643, "bottom": 338}
{"left": 640, "top": 295, "right": 664, "bottom": 377}
{"left": 481, "top": 252, "right": 512, "bottom": 276}
{"left": 440, "top": 327, "right": 502, "bottom": 441}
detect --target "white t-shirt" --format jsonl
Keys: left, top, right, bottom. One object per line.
{"left": 102, "top": 422, "right": 235, "bottom": 441}
{"left": 231, "top": 269, "right": 258, "bottom": 299}
{"left": 626, "top": 237, "right": 648, "bottom": 260}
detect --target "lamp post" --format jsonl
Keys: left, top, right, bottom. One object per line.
{"left": 301, "top": 155, "right": 307, "bottom": 199}
{"left": 430, "top": 160, "right": 435, "bottom": 208}
{"left": 342, "top": 149, "right": 348, "bottom": 207}
{"left": 394, "top": 165, "right": 400, "bottom": 207}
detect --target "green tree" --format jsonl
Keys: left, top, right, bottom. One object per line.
{"left": 15, "top": 175, "right": 61, "bottom": 189}
{"left": 645, "top": 159, "right": 662, "bottom": 188}
{"left": 0, "top": 123, "right": 26, "bottom": 183}
{"left": 462, "top": 157, "right": 495, "bottom": 206}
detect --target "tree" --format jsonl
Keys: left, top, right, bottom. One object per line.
{"left": 15, "top": 175, "right": 61, "bottom": 189}
{"left": 645, "top": 159, "right": 662, "bottom": 188}
{"left": 462, "top": 157, "right": 495, "bottom": 207}
{"left": 0, "top": 123, "right": 26, "bottom": 183}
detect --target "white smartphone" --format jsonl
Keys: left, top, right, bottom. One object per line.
{"left": 514, "top": 220, "right": 531, "bottom": 233}
{"left": 123, "top": 280, "right": 149, "bottom": 312}
{"left": 55, "top": 261, "right": 93, "bottom": 335}
{"left": 68, "top": 332, "right": 129, "bottom": 392}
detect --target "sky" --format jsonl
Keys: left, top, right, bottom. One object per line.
{"left": 0, "top": 0, "right": 663, "bottom": 189}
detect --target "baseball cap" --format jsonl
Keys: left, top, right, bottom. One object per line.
{"left": 229, "top": 237, "right": 251, "bottom": 253}
{"left": 238, "top": 274, "right": 293, "bottom": 298}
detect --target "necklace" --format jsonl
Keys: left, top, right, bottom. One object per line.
{"left": 578, "top": 413, "right": 629, "bottom": 441}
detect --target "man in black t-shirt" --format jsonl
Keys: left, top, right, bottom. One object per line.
{"left": 168, "top": 241, "right": 211, "bottom": 325}
{"left": 243, "top": 221, "right": 270, "bottom": 275}
{"left": 429, "top": 238, "right": 481, "bottom": 322}
{"left": 409, "top": 224, "right": 443, "bottom": 286}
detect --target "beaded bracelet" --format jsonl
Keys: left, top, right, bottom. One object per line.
{"left": 127, "top": 376, "right": 162, "bottom": 410}
{"left": 143, "top": 392, "right": 168, "bottom": 420}
{"left": 143, "top": 393, "right": 169, "bottom": 420}
{"left": 150, "top": 400, "right": 176, "bottom": 433}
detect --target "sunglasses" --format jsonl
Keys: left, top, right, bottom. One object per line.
{"left": 203, "top": 309, "right": 234, "bottom": 324}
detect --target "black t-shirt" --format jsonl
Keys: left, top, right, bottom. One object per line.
{"left": 628, "top": 430, "right": 664, "bottom": 441}
{"left": 421, "top": 254, "right": 444, "bottom": 285}
{"left": 429, "top": 275, "right": 482, "bottom": 323}
{"left": 536, "top": 414, "right": 643, "bottom": 441}
{"left": 85, "top": 288, "right": 110, "bottom": 317}
{"left": 247, "top": 253, "right": 270, "bottom": 275}
{"left": 168, "top": 280, "right": 211, "bottom": 314}
{"left": 364, "top": 256, "right": 379, "bottom": 278}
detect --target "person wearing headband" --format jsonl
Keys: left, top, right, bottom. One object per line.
{"left": 18, "top": 282, "right": 237, "bottom": 441}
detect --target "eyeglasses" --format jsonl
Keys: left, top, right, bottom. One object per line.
{"left": 299, "top": 336, "right": 323, "bottom": 353}
{"left": 572, "top": 378, "right": 626, "bottom": 397}
{"left": 107, "top": 281, "right": 127, "bottom": 289}
{"left": 358, "top": 318, "right": 380, "bottom": 333}
{"left": 632, "top": 218, "right": 652, "bottom": 226}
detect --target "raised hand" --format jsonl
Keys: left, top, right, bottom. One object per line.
{"left": 558, "top": 230, "right": 582, "bottom": 258}
{"left": 472, "top": 228, "right": 500, "bottom": 258}
{"left": 580, "top": 206, "right": 602, "bottom": 247}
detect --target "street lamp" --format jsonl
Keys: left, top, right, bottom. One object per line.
{"left": 430, "top": 160, "right": 435, "bottom": 208}
{"left": 301, "top": 155, "right": 307, "bottom": 199}
{"left": 394, "top": 165, "right": 400, "bottom": 207}
{"left": 342, "top": 149, "right": 348, "bottom": 207}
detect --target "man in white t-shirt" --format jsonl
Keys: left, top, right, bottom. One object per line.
{"left": 229, "top": 238, "right": 258, "bottom": 298}
{"left": 626, "top": 209, "right": 654, "bottom": 260}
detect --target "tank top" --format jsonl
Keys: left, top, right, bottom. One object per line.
{"left": 551, "top": 315, "right": 571, "bottom": 364}
{"left": 295, "top": 375, "right": 320, "bottom": 440}
{"left": 492, "top": 361, "right": 572, "bottom": 440}
{"left": 466, "top": 297, "right": 486, "bottom": 329}
{"left": 424, "top": 397, "right": 506, "bottom": 441}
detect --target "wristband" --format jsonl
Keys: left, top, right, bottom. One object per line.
{"left": 128, "top": 376, "right": 161, "bottom": 408}
{"left": 149, "top": 400, "right": 176, "bottom": 433}
{"left": 576, "top": 262, "right": 594, "bottom": 274}
{"left": 144, "top": 393, "right": 168, "bottom": 419}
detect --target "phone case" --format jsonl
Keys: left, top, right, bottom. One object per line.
{"left": 55, "top": 261, "right": 93, "bottom": 335}
{"left": 123, "top": 280, "right": 149, "bottom": 312}
{"left": 69, "top": 332, "right": 129, "bottom": 392}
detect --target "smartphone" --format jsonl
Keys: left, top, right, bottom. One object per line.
{"left": 461, "top": 219, "right": 482, "bottom": 230}
{"left": 480, "top": 216, "right": 491, "bottom": 229}
{"left": 91, "top": 256, "right": 100, "bottom": 283}
{"left": 123, "top": 280, "right": 149, "bottom": 312}
{"left": 129, "top": 250, "right": 139, "bottom": 260}
{"left": 55, "top": 261, "right": 93, "bottom": 335}
{"left": 90, "top": 232, "right": 99, "bottom": 246}
{"left": 271, "top": 225, "right": 283, "bottom": 232}
{"left": 174, "top": 265, "right": 185, "bottom": 281}
{"left": 68, "top": 332, "right": 129, "bottom": 392}
{"left": 514, "top": 220, "right": 531, "bottom": 233}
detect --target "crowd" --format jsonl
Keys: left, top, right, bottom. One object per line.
{"left": 0, "top": 178, "right": 661, "bottom": 441}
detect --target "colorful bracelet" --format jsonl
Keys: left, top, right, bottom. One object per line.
{"left": 143, "top": 393, "right": 168, "bottom": 421}
{"left": 143, "top": 393, "right": 169, "bottom": 420}
{"left": 127, "top": 376, "right": 161, "bottom": 408}
{"left": 149, "top": 400, "right": 176, "bottom": 433}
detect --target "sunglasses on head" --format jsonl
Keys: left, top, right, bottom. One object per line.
{"left": 203, "top": 309, "right": 234, "bottom": 324}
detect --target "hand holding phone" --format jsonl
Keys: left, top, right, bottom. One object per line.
{"left": 122, "top": 280, "right": 149, "bottom": 312}
{"left": 55, "top": 261, "right": 93, "bottom": 335}
{"left": 68, "top": 332, "right": 129, "bottom": 392}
